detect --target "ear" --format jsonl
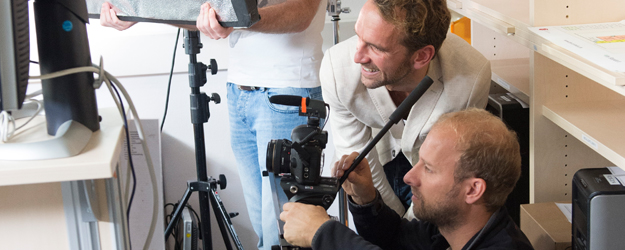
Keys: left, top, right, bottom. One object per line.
{"left": 463, "top": 178, "right": 486, "bottom": 205}
{"left": 411, "top": 45, "right": 436, "bottom": 70}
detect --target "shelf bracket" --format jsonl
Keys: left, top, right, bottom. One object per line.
{"left": 447, "top": 0, "right": 462, "bottom": 9}
{"left": 466, "top": 7, "right": 515, "bottom": 35}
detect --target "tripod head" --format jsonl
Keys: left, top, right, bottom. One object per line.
{"left": 183, "top": 30, "right": 221, "bottom": 125}
{"left": 326, "top": 0, "right": 350, "bottom": 18}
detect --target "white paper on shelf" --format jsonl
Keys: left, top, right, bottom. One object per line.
{"left": 556, "top": 203, "right": 573, "bottom": 224}
{"left": 529, "top": 21, "right": 625, "bottom": 73}
{"left": 607, "top": 166, "right": 625, "bottom": 186}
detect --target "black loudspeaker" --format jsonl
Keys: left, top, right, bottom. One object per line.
{"left": 486, "top": 93, "right": 530, "bottom": 226}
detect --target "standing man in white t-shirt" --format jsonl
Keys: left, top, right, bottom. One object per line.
{"left": 101, "top": 0, "right": 326, "bottom": 248}
{"left": 197, "top": 1, "right": 327, "bottom": 249}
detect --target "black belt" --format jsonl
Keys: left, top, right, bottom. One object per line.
{"left": 237, "top": 85, "right": 260, "bottom": 91}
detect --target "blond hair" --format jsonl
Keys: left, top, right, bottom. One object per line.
{"left": 432, "top": 108, "right": 521, "bottom": 212}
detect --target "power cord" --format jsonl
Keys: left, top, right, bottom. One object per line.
{"left": 165, "top": 202, "right": 202, "bottom": 250}
{"left": 165, "top": 203, "right": 182, "bottom": 250}
{"left": 160, "top": 28, "right": 181, "bottom": 132}
{"left": 0, "top": 98, "right": 43, "bottom": 142}
{"left": 30, "top": 61, "right": 159, "bottom": 250}
{"left": 109, "top": 82, "right": 138, "bottom": 229}
{"left": 321, "top": 104, "right": 330, "bottom": 130}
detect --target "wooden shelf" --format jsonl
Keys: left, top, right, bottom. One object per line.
{"left": 0, "top": 108, "right": 124, "bottom": 186}
{"left": 452, "top": 0, "right": 625, "bottom": 95}
{"left": 457, "top": 0, "right": 625, "bottom": 204}
{"left": 543, "top": 101, "right": 625, "bottom": 169}
{"left": 534, "top": 41, "right": 625, "bottom": 94}
{"left": 491, "top": 58, "right": 530, "bottom": 103}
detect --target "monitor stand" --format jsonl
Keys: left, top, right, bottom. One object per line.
{"left": 0, "top": 119, "right": 93, "bottom": 161}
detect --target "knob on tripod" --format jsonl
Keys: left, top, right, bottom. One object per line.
{"left": 218, "top": 174, "right": 227, "bottom": 190}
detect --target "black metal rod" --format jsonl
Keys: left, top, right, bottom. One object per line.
{"left": 164, "top": 29, "right": 242, "bottom": 250}
{"left": 164, "top": 184, "right": 193, "bottom": 239}
{"left": 338, "top": 189, "right": 348, "bottom": 226}
{"left": 187, "top": 29, "right": 214, "bottom": 250}
{"left": 331, "top": 14, "right": 350, "bottom": 228}
{"left": 338, "top": 76, "right": 434, "bottom": 186}
{"left": 193, "top": 124, "right": 213, "bottom": 250}
{"left": 208, "top": 189, "right": 233, "bottom": 250}
{"left": 166, "top": 29, "right": 243, "bottom": 250}
{"left": 210, "top": 189, "right": 245, "bottom": 250}
{"left": 338, "top": 120, "right": 394, "bottom": 185}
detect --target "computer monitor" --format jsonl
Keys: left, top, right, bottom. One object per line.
{"left": 0, "top": 0, "right": 30, "bottom": 112}
{"left": 0, "top": 0, "right": 100, "bottom": 161}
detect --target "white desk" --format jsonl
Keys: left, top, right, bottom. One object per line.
{"left": 0, "top": 108, "right": 127, "bottom": 250}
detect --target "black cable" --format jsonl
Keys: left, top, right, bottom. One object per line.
{"left": 110, "top": 82, "right": 137, "bottom": 245}
{"left": 165, "top": 202, "right": 186, "bottom": 250}
{"left": 321, "top": 104, "right": 330, "bottom": 130}
{"left": 160, "top": 28, "right": 181, "bottom": 132}
{"left": 168, "top": 203, "right": 182, "bottom": 250}
{"left": 30, "top": 60, "right": 39, "bottom": 64}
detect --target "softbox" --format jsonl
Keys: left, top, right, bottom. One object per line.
{"left": 86, "top": 0, "right": 260, "bottom": 27}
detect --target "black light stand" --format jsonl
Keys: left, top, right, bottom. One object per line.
{"left": 326, "top": 0, "right": 350, "bottom": 227}
{"left": 163, "top": 30, "right": 244, "bottom": 250}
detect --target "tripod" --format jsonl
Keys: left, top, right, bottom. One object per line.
{"left": 326, "top": 0, "right": 350, "bottom": 228}
{"left": 163, "top": 30, "right": 244, "bottom": 250}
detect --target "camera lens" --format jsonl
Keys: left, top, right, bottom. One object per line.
{"left": 266, "top": 139, "right": 292, "bottom": 174}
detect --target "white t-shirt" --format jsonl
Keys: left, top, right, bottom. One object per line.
{"left": 227, "top": 0, "right": 326, "bottom": 88}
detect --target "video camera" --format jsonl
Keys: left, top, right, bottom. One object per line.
{"left": 265, "top": 95, "right": 339, "bottom": 209}
{"left": 265, "top": 76, "right": 434, "bottom": 249}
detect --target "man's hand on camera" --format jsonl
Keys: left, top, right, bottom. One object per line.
{"left": 280, "top": 202, "right": 329, "bottom": 248}
{"left": 100, "top": 2, "right": 137, "bottom": 31}
{"left": 332, "top": 152, "right": 377, "bottom": 205}
{"left": 196, "top": 2, "right": 234, "bottom": 40}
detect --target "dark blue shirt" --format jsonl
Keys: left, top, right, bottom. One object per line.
{"left": 312, "top": 192, "right": 534, "bottom": 250}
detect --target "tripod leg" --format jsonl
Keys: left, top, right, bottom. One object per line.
{"left": 198, "top": 190, "right": 213, "bottom": 250}
{"left": 165, "top": 184, "right": 194, "bottom": 239}
{"left": 209, "top": 189, "right": 245, "bottom": 250}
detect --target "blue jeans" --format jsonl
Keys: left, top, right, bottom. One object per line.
{"left": 383, "top": 151, "right": 413, "bottom": 211}
{"left": 227, "top": 83, "right": 322, "bottom": 250}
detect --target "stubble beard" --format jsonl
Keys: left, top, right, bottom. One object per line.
{"left": 360, "top": 57, "right": 413, "bottom": 89}
{"left": 412, "top": 184, "right": 463, "bottom": 230}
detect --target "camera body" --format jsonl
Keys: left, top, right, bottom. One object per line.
{"left": 268, "top": 119, "right": 327, "bottom": 185}
{"left": 266, "top": 95, "right": 338, "bottom": 209}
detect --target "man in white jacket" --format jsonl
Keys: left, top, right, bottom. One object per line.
{"left": 320, "top": 0, "right": 491, "bottom": 216}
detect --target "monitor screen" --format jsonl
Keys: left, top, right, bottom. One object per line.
{"left": 0, "top": 0, "right": 30, "bottom": 111}
{"left": 0, "top": 0, "right": 100, "bottom": 161}
{"left": 1, "top": 0, "right": 100, "bottom": 135}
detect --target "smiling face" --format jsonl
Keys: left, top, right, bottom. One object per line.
{"left": 353, "top": 0, "right": 415, "bottom": 90}
{"left": 404, "top": 126, "right": 466, "bottom": 229}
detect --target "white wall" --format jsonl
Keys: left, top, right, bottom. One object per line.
{"left": 66, "top": 1, "right": 365, "bottom": 249}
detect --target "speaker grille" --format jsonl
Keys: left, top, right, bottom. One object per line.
{"left": 12, "top": 0, "right": 30, "bottom": 109}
